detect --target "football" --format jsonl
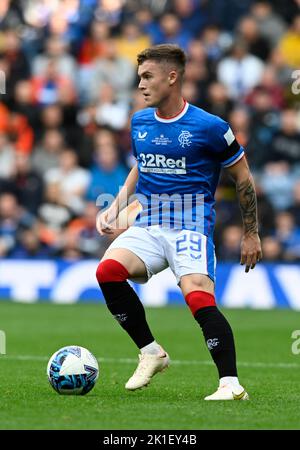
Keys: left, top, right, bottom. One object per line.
{"left": 47, "top": 345, "right": 99, "bottom": 395}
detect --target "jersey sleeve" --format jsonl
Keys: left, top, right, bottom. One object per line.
{"left": 207, "top": 116, "right": 245, "bottom": 168}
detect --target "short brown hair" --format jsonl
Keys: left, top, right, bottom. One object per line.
{"left": 137, "top": 44, "right": 186, "bottom": 78}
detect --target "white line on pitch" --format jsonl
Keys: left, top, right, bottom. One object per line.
{"left": 1, "top": 355, "right": 299, "bottom": 369}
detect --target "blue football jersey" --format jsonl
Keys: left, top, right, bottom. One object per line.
{"left": 131, "top": 101, "right": 244, "bottom": 240}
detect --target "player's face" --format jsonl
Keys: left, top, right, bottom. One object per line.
{"left": 138, "top": 60, "right": 173, "bottom": 107}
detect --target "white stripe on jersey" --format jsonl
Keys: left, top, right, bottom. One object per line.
{"left": 223, "top": 150, "right": 245, "bottom": 168}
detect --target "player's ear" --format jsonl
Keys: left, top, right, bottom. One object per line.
{"left": 168, "top": 70, "right": 177, "bottom": 86}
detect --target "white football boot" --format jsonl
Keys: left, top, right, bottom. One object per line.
{"left": 204, "top": 384, "right": 249, "bottom": 401}
{"left": 125, "top": 349, "right": 170, "bottom": 390}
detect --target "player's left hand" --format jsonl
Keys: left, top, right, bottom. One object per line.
{"left": 240, "top": 232, "right": 262, "bottom": 273}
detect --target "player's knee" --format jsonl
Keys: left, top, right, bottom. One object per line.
{"left": 96, "top": 259, "right": 129, "bottom": 284}
{"left": 184, "top": 290, "right": 216, "bottom": 316}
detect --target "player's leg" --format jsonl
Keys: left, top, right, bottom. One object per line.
{"left": 180, "top": 274, "right": 248, "bottom": 400}
{"left": 97, "top": 248, "right": 156, "bottom": 349}
{"left": 96, "top": 229, "right": 169, "bottom": 390}
{"left": 166, "top": 229, "right": 248, "bottom": 400}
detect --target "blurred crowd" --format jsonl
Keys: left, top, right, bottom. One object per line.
{"left": 0, "top": 0, "right": 300, "bottom": 262}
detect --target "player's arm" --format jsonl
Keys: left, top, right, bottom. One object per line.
{"left": 96, "top": 163, "right": 139, "bottom": 235}
{"left": 225, "top": 156, "right": 262, "bottom": 272}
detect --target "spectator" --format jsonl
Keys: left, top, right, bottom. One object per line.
{"left": 0, "top": 133, "right": 15, "bottom": 179}
{"left": 116, "top": 21, "right": 151, "bottom": 66}
{"left": 31, "top": 129, "right": 65, "bottom": 176}
{"left": 78, "top": 20, "right": 111, "bottom": 65}
{"left": 217, "top": 224, "right": 243, "bottom": 261}
{"left": 245, "top": 88, "right": 279, "bottom": 170}
{"left": 7, "top": 111, "right": 34, "bottom": 154}
{"left": 40, "top": 103, "right": 64, "bottom": 131}
{"left": 12, "top": 80, "right": 40, "bottom": 130}
{"left": 37, "top": 182, "right": 73, "bottom": 250}
{"left": 67, "top": 202, "right": 106, "bottom": 258}
{"left": 184, "top": 58, "right": 210, "bottom": 105}
{"left": 261, "top": 236, "right": 283, "bottom": 261}
{"left": 182, "top": 80, "right": 201, "bottom": 106}
{"left": 274, "top": 211, "right": 300, "bottom": 261}
{"left": 55, "top": 227, "right": 84, "bottom": 260}
{"left": 250, "top": 0, "right": 286, "bottom": 47}
{"left": 86, "top": 129, "right": 129, "bottom": 201}
{"left": 255, "top": 182, "right": 276, "bottom": 237}
{"left": 268, "top": 47, "right": 293, "bottom": 87}
{"left": 10, "top": 152, "right": 44, "bottom": 215}
{"left": 200, "top": 25, "right": 227, "bottom": 66}
{"left": 278, "top": 13, "right": 300, "bottom": 68}
{"left": 11, "top": 228, "right": 51, "bottom": 258}
{"left": 270, "top": 0, "right": 300, "bottom": 24}
{"left": 187, "top": 39, "right": 207, "bottom": 65}
{"left": 0, "top": 101, "right": 34, "bottom": 154}
{"left": 209, "top": 0, "right": 254, "bottom": 31}
{"left": 77, "top": 20, "right": 111, "bottom": 102}
{"left": 88, "top": 37, "right": 136, "bottom": 104}
{"left": 217, "top": 40, "right": 265, "bottom": 100}
{"left": 237, "top": 16, "right": 271, "bottom": 61}
{"left": 94, "top": 0, "right": 124, "bottom": 28}
{"left": 46, "top": 0, "right": 90, "bottom": 52}
{"left": 228, "top": 107, "right": 250, "bottom": 148}
{"left": 269, "top": 109, "right": 300, "bottom": 165}
{"left": 245, "top": 65, "right": 286, "bottom": 110}
{"left": 32, "top": 35, "right": 78, "bottom": 84}
{"left": 172, "top": 0, "right": 209, "bottom": 36}
{"left": 31, "top": 59, "right": 77, "bottom": 106}
{"left": 259, "top": 161, "right": 295, "bottom": 210}
{"left": 0, "top": 192, "right": 34, "bottom": 257}
{"left": 44, "top": 147, "right": 90, "bottom": 215}
{"left": 94, "top": 83, "right": 129, "bottom": 130}
{"left": 38, "top": 100, "right": 81, "bottom": 151}
{"left": 204, "top": 82, "right": 233, "bottom": 120}
{"left": 135, "top": 7, "right": 162, "bottom": 44}
{"left": 0, "top": 0, "right": 24, "bottom": 30}
{"left": 1, "top": 29, "right": 30, "bottom": 103}
{"left": 154, "top": 13, "right": 193, "bottom": 51}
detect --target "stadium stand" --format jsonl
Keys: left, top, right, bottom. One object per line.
{"left": 0, "top": 0, "right": 299, "bottom": 262}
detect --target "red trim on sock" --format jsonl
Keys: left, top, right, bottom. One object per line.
{"left": 96, "top": 259, "right": 130, "bottom": 283}
{"left": 185, "top": 290, "right": 216, "bottom": 315}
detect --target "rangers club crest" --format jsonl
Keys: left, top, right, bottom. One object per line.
{"left": 178, "top": 130, "right": 193, "bottom": 147}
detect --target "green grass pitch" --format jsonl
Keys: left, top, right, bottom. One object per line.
{"left": 0, "top": 301, "right": 300, "bottom": 430}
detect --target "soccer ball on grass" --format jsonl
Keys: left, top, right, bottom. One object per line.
{"left": 47, "top": 345, "right": 99, "bottom": 395}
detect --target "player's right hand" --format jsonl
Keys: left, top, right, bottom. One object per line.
{"left": 240, "top": 232, "right": 262, "bottom": 273}
{"left": 96, "top": 206, "right": 118, "bottom": 235}
{"left": 96, "top": 200, "right": 142, "bottom": 236}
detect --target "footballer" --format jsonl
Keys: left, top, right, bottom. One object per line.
{"left": 96, "top": 44, "right": 262, "bottom": 400}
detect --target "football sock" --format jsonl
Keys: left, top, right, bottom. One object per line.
{"left": 185, "top": 291, "right": 237, "bottom": 378}
{"left": 194, "top": 306, "right": 238, "bottom": 378}
{"left": 96, "top": 259, "right": 155, "bottom": 349}
{"left": 140, "top": 340, "right": 162, "bottom": 355}
{"left": 219, "top": 376, "right": 241, "bottom": 389}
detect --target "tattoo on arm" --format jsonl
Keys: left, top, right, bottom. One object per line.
{"left": 236, "top": 177, "right": 258, "bottom": 235}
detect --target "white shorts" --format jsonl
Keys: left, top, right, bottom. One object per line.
{"left": 107, "top": 226, "right": 216, "bottom": 284}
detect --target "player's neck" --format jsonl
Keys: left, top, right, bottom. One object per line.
{"left": 156, "top": 96, "right": 186, "bottom": 119}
